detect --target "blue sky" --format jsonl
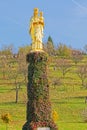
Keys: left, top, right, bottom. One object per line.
{"left": 0, "top": 0, "right": 87, "bottom": 52}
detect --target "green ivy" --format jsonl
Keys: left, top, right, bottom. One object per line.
{"left": 22, "top": 51, "right": 58, "bottom": 130}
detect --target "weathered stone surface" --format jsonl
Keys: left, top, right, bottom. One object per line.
{"left": 37, "top": 127, "right": 50, "bottom": 130}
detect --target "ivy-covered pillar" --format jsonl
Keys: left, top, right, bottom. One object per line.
{"left": 22, "top": 7, "right": 58, "bottom": 130}
{"left": 22, "top": 51, "right": 58, "bottom": 130}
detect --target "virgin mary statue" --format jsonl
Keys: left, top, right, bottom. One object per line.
{"left": 29, "top": 8, "right": 44, "bottom": 51}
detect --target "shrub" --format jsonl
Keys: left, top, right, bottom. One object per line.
{"left": 1, "top": 113, "right": 11, "bottom": 130}
{"left": 52, "top": 110, "right": 59, "bottom": 122}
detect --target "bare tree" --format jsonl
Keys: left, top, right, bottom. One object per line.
{"left": 77, "top": 64, "right": 87, "bottom": 103}
{"left": 8, "top": 68, "right": 19, "bottom": 103}
{"left": 17, "top": 53, "right": 28, "bottom": 86}
{"left": 51, "top": 77, "right": 62, "bottom": 88}
{"left": 0, "top": 44, "right": 14, "bottom": 79}
{"left": 84, "top": 44, "right": 87, "bottom": 54}
{"left": 71, "top": 49, "right": 83, "bottom": 64}
{"left": 56, "top": 43, "right": 71, "bottom": 58}
{"left": 0, "top": 56, "right": 8, "bottom": 79}
{"left": 7, "top": 61, "right": 23, "bottom": 103}
{"left": 56, "top": 58, "right": 72, "bottom": 78}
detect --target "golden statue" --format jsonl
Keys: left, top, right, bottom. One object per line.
{"left": 29, "top": 8, "right": 44, "bottom": 51}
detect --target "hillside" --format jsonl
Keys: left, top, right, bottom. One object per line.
{"left": 0, "top": 52, "right": 87, "bottom": 130}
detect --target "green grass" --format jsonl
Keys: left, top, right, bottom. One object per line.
{"left": 0, "top": 56, "right": 87, "bottom": 129}
{"left": 51, "top": 98, "right": 87, "bottom": 130}
{"left": 0, "top": 95, "right": 87, "bottom": 130}
{"left": 0, "top": 88, "right": 87, "bottom": 130}
{"left": 58, "top": 122, "right": 87, "bottom": 130}
{"left": 0, "top": 102, "right": 26, "bottom": 130}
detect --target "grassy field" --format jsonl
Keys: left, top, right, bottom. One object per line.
{"left": 0, "top": 84, "right": 87, "bottom": 130}
{"left": 0, "top": 56, "right": 87, "bottom": 130}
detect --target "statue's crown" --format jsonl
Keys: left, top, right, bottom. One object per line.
{"left": 34, "top": 8, "right": 38, "bottom": 12}
{"left": 40, "top": 12, "right": 43, "bottom": 16}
